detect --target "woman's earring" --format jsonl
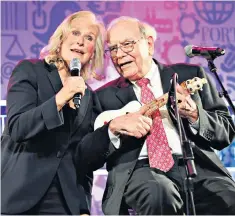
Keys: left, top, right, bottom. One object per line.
{"left": 56, "top": 47, "right": 60, "bottom": 54}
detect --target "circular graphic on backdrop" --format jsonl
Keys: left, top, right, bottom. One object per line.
{"left": 194, "top": 1, "right": 234, "bottom": 25}
{"left": 1, "top": 62, "right": 15, "bottom": 80}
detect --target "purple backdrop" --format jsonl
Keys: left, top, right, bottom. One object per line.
{"left": 1, "top": 1, "right": 235, "bottom": 214}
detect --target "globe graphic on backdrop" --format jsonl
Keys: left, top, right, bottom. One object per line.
{"left": 194, "top": 1, "right": 234, "bottom": 25}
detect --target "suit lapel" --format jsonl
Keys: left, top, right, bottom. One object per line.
{"left": 71, "top": 88, "right": 91, "bottom": 136}
{"left": 116, "top": 84, "right": 138, "bottom": 105}
{"left": 46, "top": 64, "right": 63, "bottom": 94}
{"left": 154, "top": 59, "right": 179, "bottom": 124}
{"left": 154, "top": 59, "right": 175, "bottom": 94}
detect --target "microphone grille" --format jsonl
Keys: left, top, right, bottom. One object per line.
{"left": 70, "top": 58, "right": 81, "bottom": 71}
{"left": 184, "top": 45, "right": 194, "bottom": 58}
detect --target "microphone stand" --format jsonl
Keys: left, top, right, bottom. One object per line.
{"left": 207, "top": 55, "right": 235, "bottom": 114}
{"left": 167, "top": 73, "right": 197, "bottom": 216}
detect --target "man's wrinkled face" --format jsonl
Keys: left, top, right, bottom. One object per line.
{"left": 107, "top": 20, "right": 153, "bottom": 81}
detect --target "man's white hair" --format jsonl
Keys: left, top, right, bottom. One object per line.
{"left": 107, "top": 16, "right": 157, "bottom": 42}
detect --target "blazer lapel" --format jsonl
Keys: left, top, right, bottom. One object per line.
{"left": 71, "top": 88, "right": 91, "bottom": 136}
{"left": 46, "top": 63, "right": 63, "bottom": 94}
{"left": 154, "top": 59, "right": 175, "bottom": 94}
{"left": 154, "top": 59, "right": 178, "bottom": 124}
{"left": 116, "top": 83, "right": 138, "bottom": 105}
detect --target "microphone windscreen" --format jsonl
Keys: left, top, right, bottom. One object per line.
{"left": 70, "top": 58, "right": 81, "bottom": 71}
{"left": 184, "top": 45, "right": 194, "bottom": 58}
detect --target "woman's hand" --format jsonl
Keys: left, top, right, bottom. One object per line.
{"left": 55, "top": 77, "right": 87, "bottom": 110}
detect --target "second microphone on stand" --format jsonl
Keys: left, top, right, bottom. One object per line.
{"left": 70, "top": 58, "right": 82, "bottom": 109}
{"left": 184, "top": 45, "right": 225, "bottom": 60}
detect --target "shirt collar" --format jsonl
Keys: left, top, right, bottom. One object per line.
{"left": 131, "top": 60, "right": 159, "bottom": 87}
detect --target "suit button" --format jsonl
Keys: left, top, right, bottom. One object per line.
{"left": 57, "top": 151, "right": 62, "bottom": 158}
{"left": 127, "top": 169, "right": 132, "bottom": 174}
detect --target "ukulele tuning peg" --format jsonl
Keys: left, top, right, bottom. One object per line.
{"left": 202, "top": 78, "right": 208, "bottom": 84}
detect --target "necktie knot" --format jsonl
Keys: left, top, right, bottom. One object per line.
{"left": 136, "top": 78, "right": 150, "bottom": 87}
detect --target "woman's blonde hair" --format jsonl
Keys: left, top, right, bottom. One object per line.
{"left": 40, "top": 11, "right": 106, "bottom": 80}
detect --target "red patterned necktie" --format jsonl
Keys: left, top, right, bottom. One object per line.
{"left": 136, "top": 78, "right": 174, "bottom": 172}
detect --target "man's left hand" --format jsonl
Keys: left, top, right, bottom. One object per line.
{"left": 176, "top": 84, "right": 199, "bottom": 123}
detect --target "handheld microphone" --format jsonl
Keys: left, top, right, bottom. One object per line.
{"left": 70, "top": 58, "right": 82, "bottom": 109}
{"left": 184, "top": 45, "right": 225, "bottom": 59}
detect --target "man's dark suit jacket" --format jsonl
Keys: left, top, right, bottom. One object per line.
{"left": 1, "top": 59, "right": 110, "bottom": 214}
{"left": 95, "top": 60, "right": 235, "bottom": 215}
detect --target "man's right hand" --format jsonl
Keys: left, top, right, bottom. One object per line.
{"left": 109, "top": 106, "right": 153, "bottom": 138}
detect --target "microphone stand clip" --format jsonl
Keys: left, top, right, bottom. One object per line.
{"left": 207, "top": 55, "right": 235, "bottom": 114}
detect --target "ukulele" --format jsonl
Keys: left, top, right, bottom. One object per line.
{"left": 94, "top": 77, "right": 207, "bottom": 130}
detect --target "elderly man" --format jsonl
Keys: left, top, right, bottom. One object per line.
{"left": 95, "top": 16, "right": 235, "bottom": 215}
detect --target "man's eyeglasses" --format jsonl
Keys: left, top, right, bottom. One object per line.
{"left": 105, "top": 38, "right": 142, "bottom": 57}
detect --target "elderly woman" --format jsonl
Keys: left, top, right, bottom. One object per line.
{"left": 1, "top": 11, "right": 110, "bottom": 215}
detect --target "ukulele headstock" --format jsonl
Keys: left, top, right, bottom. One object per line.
{"left": 184, "top": 77, "right": 208, "bottom": 94}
